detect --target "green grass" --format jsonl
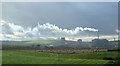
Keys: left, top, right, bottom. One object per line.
{"left": 26, "top": 40, "right": 55, "bottom": 44}
{"left": 2, "top": 50, "right": 119, "bottom": 64}
{"left": 59, "top": 52, "right": 119, "bottom": 59}
{"left": 0, "top": 50, "right": 2, "bottom": 65}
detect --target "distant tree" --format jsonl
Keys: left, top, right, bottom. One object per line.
{"left": 32, "top": 45, "right": 35, "bottom": 47}
{"left": 50, "top": 46, "right": 54, "bottom": 49}
{"left": 44, "top": 46, "right": 49, "bottom": 49}
{"left": 36, "top": 45, "right": 41, "bottom": 49}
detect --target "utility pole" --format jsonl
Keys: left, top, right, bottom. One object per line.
{"left": 114, "top": 38, "right": 115, "bottom": 42}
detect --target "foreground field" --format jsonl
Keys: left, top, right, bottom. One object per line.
{"left": 2, "top": 50, "right": 119, "bottom": 64}
{"left": 0, "top": 50, "right": 2, "bottom": 65}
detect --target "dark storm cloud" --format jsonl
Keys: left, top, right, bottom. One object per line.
{"left": 2, "top": 2, "right": 118, "bottom": 35}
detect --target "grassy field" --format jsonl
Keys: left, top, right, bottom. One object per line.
{"left": 2, "top": 50, "right": 119, "bottom": 64}
{"left": 26, "top": 40, "right": 55, "bottom": 44}
{"left": 0, "top": 50, "right": 2, "bottom": 65}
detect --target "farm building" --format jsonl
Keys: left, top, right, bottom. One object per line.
{"left": 92, "top": 39, "right": 110, "bottom": 48}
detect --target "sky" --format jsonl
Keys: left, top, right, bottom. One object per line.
{"left": 0, "top": 2, "right": 119, "bottom": 41}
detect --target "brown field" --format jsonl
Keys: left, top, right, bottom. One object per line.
{"left": 21, "top": 49, "right": 108, "bottom": 53}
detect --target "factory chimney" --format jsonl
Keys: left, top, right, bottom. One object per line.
{"left": 97, "top": 31, "right": 99, "bottom": 39}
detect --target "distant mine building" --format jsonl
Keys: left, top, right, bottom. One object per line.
{"left": 61, "top": 37, "right": 65, "bottom": 42}
{"left": 77, "top": 39, "right": 82, "bottom": 44}
{"left": 109, "top": 40, "right": 118, "bottom": 47}
{"left": 92, "top": 39, "right": 109, "bottom": 48}
{"left": 77, "top": 39, "right": 82, "bottom": 43}
{"left": 118, "top": 40, "right": 120, "bottom": 47}
{"left": 76, "top": 39, "right": 92, "bottom": 48}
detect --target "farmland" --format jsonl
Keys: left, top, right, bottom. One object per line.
{"left": 1, "top": 40, "right": 120, "bottom": 64}
{"left": 0, "top": 50, "right": 1, "bottom": 65}
{"left": 2, "top": 50, "right": 119, "bottom": 64}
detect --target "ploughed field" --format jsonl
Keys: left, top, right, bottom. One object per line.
{"left": 2, "top": 50, "right": 119, "bottom": 64}
{"left": 23, "top": 49, "right": 108, "bottom": 53}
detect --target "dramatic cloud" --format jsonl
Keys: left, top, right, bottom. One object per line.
{"left": 0, "top": 20, "right": 99, "bottom": 40}
{"left": 1, "top": 2, "right": 118, "bottom": 41}
{"left": 2, "top": 2, "right": 118, "bottom": 35}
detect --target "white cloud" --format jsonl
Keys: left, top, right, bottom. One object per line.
{"left": 0, "top": 20, "right": 101, "bottom": 41}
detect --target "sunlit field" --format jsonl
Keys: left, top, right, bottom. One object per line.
{"left": 0, "top": 50, "right": 2, "bottom": 65}
{"left": 2, "top": 50, "right": 119, "bottom": 64}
